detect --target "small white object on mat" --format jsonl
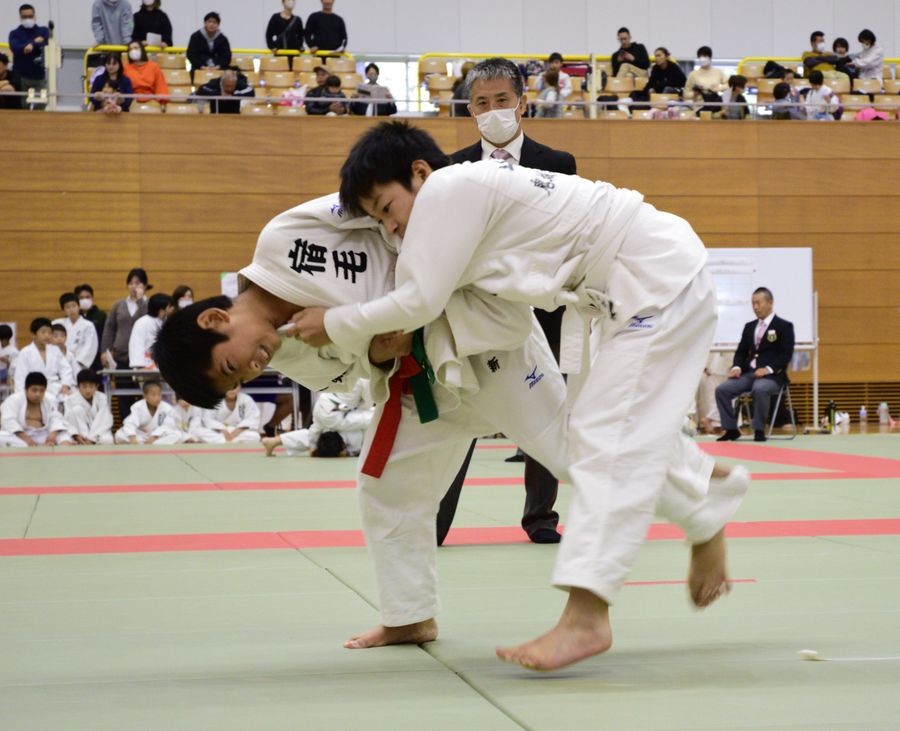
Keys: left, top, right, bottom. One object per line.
{"left": 798, "top": 649, "right": 900, "bottom": 662}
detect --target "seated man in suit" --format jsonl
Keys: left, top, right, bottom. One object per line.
{"left": 437, "top": 56, "right": 577, "bottom": 546}
{"left": 715, "top": 287, "right": 794, "bottom": 442}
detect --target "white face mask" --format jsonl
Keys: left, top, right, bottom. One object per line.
{"left": 861, "top": 43, "right": 871, "bottom": 51}
{"left": 816, "top": 42, "right": 826, "bottom": 52}
{"left": 697, "top": 56, "right": 711, "bottom": 68}
{"left": 143, "top": 0, "right": 154, "bottom": 6}
{"left": 475, "top": 105, "right": 520, "bottom": 145}
{"left": 178, "top": 298, "right": 193, "bottom": 309}
{"left": 79, "top": 298, "right": 93, "bottom": 311}
{"left": 21, "top": 18, "right": 36, "bottom": 29}
{"left": 129, "top": 49, "right": 142, "bottom": 61}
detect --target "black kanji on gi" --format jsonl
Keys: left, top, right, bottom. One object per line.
{"left": 333, "top": 250, "right": 367, "bottom": 283}
{"left": 487, "top": 356, "right": 500, "bottom": 373}
{"left": 288, "top": 239, "right": 327, "bottom": 275}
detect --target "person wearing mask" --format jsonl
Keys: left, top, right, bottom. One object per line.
{"left": 0, "top": 52, "right": 23, "bottom": 110}
{"left": 685, "top": 46, "right": 728, "bottom": 106}
{"left": 266, "top": 0, "right": 304, "bottom": 59}
{"left": 644, "top": 47, "right": 687, "bottom": 94}
{"left": 349, "top": 62, "right": 396, "bottom": 116}
{"left": 122, "top": 40, "right": 167, "bottom": 103}
{"left": 187, "top": 11, "right": 231, "bottom": 79}
{"left": 197, "top": 66, "right": 255, "bottom": 114}
{"left": 305, "top": 0, "right": 347, "bottom": 54}
{"left": 611, "top": 26, "right": 650, "bottom": 78}
{"left": 8, "top": 4, "right": 50, "bottom": 99}
{"left": 100, "top": 268, "right": 150, "bottom": 416}
{"left": 172, "top": 285, "right": 194, "bottom": 311}
{"left": 132, "top": 0, "right": 173, "bottom": 49}
{"left": 90, "top": 51, "right": 134, "bottom": 113}
{"left": 91, "top": 0, "right": 134, "bottom": 46}
{"left": 75, "top": 284, "right": 107, "bottom": 371}
{"left": 847, "top": 29, "right": 884, "bottom": 81}
{"left": 802, "top": 30, "right": 849, "bottom": 85}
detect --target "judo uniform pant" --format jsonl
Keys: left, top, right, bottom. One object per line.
{"left": 0, "top": 427, "right": 72, "bottom": 447}
{"left": 199, "top": 430, "right": 261, "bottom": 444}
{"left": 114, "top": 430, "right": 155, "bottom": 444}
{"left": 65, "top": 409, "right": 114, "bottom": 445}
{"left": 553, "top": 268, "right": 733, "bottom": 604}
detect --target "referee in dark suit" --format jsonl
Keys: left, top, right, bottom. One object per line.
{"left": 436, "top": 57, "right": 576, "bottom": 546}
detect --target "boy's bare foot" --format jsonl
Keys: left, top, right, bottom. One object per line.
{"left": 496, "top": 588, "right": 612, "bottom": 671}
{"left": 261, "top": 436, "right": 280, "bottom": 457}
{"left": 689, "top": 528, "right": 731, "bottom": 608}
{"left": 344, "top": 618, "right": 438, "bottom": 649}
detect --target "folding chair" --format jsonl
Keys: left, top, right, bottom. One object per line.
{"left": 739, "top": 382, "right": 797, "bottom": 440}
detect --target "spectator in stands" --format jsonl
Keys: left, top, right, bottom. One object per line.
{"left": 0, "top": 52, "right": 23, "bottom": 110}
{"left": 266, "top": 0, "right": 304, "bottom": 57}
{"left": 534, "top": 69, "right": 563, "bottom": 118}
{"left": 90, "top": 51, "right": 134, "bottom": 113}
{"left": 0, "top": 324, "right": 18, "bottom": 386}
{"left": 847, "top": 30, "right": 884, "bottom": 81}
{"left": 533, "top": 52, "right": 573, "bottom": 100}
{"left": 644, "top": 47, "right": 686, "bottom": 94}
{"left": 311, "top": 64, "right": 328, "bottom": 90}
{"left": 802, "top": 31, "right": 848, "bottom": 85}
{"left": 54, "top": 293, "right": 99, "bottom": 373}
{"left": 305, "top": 73, "right": 346, "bottom": 115}
{"left": 0, "top": 372, "right": 72, "bottom": 447}
{"left": 831, "top": 38, "right": 856, "bottom": 80}
{"left": 451, "top": 61, "right": 475, "bottom": 117}
{"left": 14, "top": 317, "right": 73, "bottom": 400}
{"left": 715, "top": 287, "right": 794, "bottom": 442}
{"left": 91, "top": 0, "right": 134, "bottom": 46}
{"left": 100, "top": 268, "right": 148, "bottom": 372}
{"left": 76, "top": 284, "right": 107, "bottom": 369}
{"left": 686, "top": 46, "right": 728, "bottom": 104}
{"left": 197, "top": 66, "right": 255, "bottom": 113}
{"left": 349, "top": 63, "right": 396, "bottom": 116}
{"left": 187, "top": 11, "right": 231, "bottom": 78}
{"left": 305, "top": 0, "right": 347, "bottom": 54}
{"left": 611, "top": 27, "right": 650, "bottom": 78}
{"left": 8, "top": 4, "right": 49, "bottom": 99}
{"left": 804, "top": 70, "right": 838, "bottom": 120}
{"left": 123, "top": 40, "right": 168, "bottom": 103}
{"left": 771, "top": 82, "right": 804, "bottom": 120}
{"left": 720, "top": 74, "right": 749, "bottom": 119}
{"left": 172, "top": 285, "right": 194, "bottom": 311}
{"left": 129, "top": 293, "right": 172, "bottom": 369}
{"left": 132, "top": 0, "right": 173, "bottom": 49}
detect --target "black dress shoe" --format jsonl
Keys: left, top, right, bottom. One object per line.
{"left": 530, "top": 528, "right": 562, "bottom": 544}
{"left": 716, "top": 429, "right": 741, "bottom": 442}
{"left": 504, "top": 450, "right": 525, "bottom": 463}
{"left": 754, "top": 430, "right": 767, "bottom": 442}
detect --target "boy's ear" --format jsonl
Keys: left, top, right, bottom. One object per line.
{"left": 196, "top": 308, "right": 230, "bottom": 332}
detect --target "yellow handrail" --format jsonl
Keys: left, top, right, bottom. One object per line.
{"left": 738, "top": 55, "right": 899, "bottom": 75}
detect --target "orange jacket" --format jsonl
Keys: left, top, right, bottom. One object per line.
{"left": 123, "top": 60, "right": 169, "bottom": 103}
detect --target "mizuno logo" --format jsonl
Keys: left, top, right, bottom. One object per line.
{"left": 525, "top": 366, "right": 545, "bottom": 389}
{"left": 628, "top": 315, "right": 654, "bottom": 329}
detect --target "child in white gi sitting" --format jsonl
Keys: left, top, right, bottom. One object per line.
{"left": 154, "top": 396, "right": 219, "bottom": 445}
{"left": 64, "top": 369, "right": 114, "bottom": 445}
{"left": 14, "top": 317, "right": 74, "bottom": 401}
{"left": 201, "top": 385, "right": 262, "bottom": 443}
{"left": 50, "top": 324, "right": 82, "bottom": 384}
{"left": 0, "top": 324, "right": 18, "bottom": 387}
{"left": 0, "top": 372, "right": 73, "bottom": 447}
{"left": 114, "top": 380, "right": 172, "bottom": 444}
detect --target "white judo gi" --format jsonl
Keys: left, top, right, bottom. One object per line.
{"left": 201, "top": 392, "right": 263, "bottom": 443}
{"left": 13, "top": 343, "right": 75, "bottom": 400}
{"left": 154, "top": 402, "right": 219, "bottom": 444}
{"left": 1, "top": 342, "right": 20, "bottom": 384}
{"left": 279, "top": 380, "right": 375, "bottom": 456}
{"left": 52, "top": 316, "right": 99, "bottom": 371}
{"left": 324, "top": 160, "right": 746, "bottom": 606}
{"left": 64, "top": 390, "right": 115, "bottom": 445}
{"left": 128, "top": 315, "right": 162, "bottom": 369}
{"left": 0, "top": 391, "right": 72, "bottom": 446}
{"left": 114, "top": 398, "right": 173, "bottom": 444}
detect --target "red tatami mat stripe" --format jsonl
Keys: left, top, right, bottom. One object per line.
{"left": 1, "top": 519, "right": 898, "bottom": 557}
{"left": 701, "top": 442, "right": 900, "bottom": 477}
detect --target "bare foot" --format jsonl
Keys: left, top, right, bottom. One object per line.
{"left": 261, "top": 437, "right": 280, "bottom": 457}
{"left": 344, "top": 618, "right": 438, "bottom": 649}
{"left": 495, "top": 588, "right": 613, "bottom": 671}
{"left": 689, "top": 528, "right": 731, "bottom": 608}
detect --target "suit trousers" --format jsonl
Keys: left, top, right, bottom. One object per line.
{"left": 715, "top": 374, "right": 781, "bottom": 431}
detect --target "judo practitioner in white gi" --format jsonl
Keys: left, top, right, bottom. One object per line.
{"left": 202, "top": 385, "right": 263, "bottom": 443}
{"left": 64, "top": 369, "right": 114, "bottom": 445}
{"left": 129, "top": 294, "right": 174, "bottom": 369}
{"left": 0, "top": 372, "right": 73, "bottom": 447}
{"left": 14, "top": 318, "right": 74, "bottom": 400}
{"left": 290, "top": 122, "right": 750, "bottom": 670}
{"left": 114, "top": 380, "right": 172, "bottom": 444}
{"left": 53, "top": 293, "right": 99, "bottom": 372}
{"left": 154, "top": 398, "right": 219, "bottom": 445}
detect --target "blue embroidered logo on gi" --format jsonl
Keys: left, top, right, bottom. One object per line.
{"left": 525, "top": 365, "right": 545, "bottom": 389}
{"left": 330, "top": 203, "right": 344, "bottom": 218}
{"left": 628, "top": 315, "right": 654, "bottom": 330}
{"left": 530, "top": 171, "right": 556, "bottom": 195}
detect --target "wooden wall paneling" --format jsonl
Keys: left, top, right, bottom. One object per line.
{"left": 757, "top": 159, "right": 900, "bottom": 195}
{"left": 819, "top": 307, "right": 900, "bottom": 344}
{"left": 756, "top": 123, "right": 900, "bottom": 159}
{"left": 0, "top": 271, "right": 126, "bottom": 312}
{"left": 521, "top": 119, "right": 611, "bottom": 159}
{"left": 755, "top": 235, "right": 900, "bottom": 271}
{"left": 5, "top": 152, "right": 141, "bottom": 192}
{"left": 143, "top": 272, "right": 227, "bottom": 302}
{"left": 645, "top": 196, "right": 759, "bottom": 234}
{"left": 140, "top": 233, "right": 259, "bottom": 273}
{"left": 0, "top": 192, "right": 141, "bottom": 232}
{"left": 813, "top": 344, "right": 900, "bottom": 382}
{"left": 569, "top": 158, "right": 612, "bottom": 183}
{"left": 0, "top": 234, "right": 143, "bottom": 272}
{"left": 3, "top": 112, "right": 140, "bottom": 153}
{"left": 137, "top": 116, "right": 300, "bottom": 156}
{"left": 607, "top": 121, "right": 759, "bottom": 159}
{"left": 138, "top": 194, "right": 300, "bottom": 233}
{"left": 607, "top": 159, "right": 759, "bottom": 196}
{"left": 759, "top": 196, "right": 900, "bottom": 233}
{"left": 814, "top": 270, "right": 900, "bottom": 307}
{"left": 140, "top": 154, "right": 305, "bottom": 195}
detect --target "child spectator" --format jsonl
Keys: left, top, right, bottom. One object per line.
{"left": 201, "top": 385, "right": 262, "bottom": 443}
{"left": 0, "top": 372, "right": 73, "bottom": 447}
{"left": 0, "top": 52, "right": 24, "bottom": 110}
{"left": 129, "top": 293, "right": 173, "bottom": 369}
{"left": 187, "top": 12, "right": 231, "bottom": 77}
{"left": 54, "top": 293, "right": 99, "bottom": 372}
{"left": 14, "top": 318, "right": 73, "bottom": 400}
{"left": 305, "top": 74, "right": 347, "bottom": 115}
{"left": 0, "top": 324, "right": 18, "bottom": 386}
{"left": 172, "top": 285, "right": 194, "bottom": 311}
{"left": 50, "top": 324, "right": 81, "bottom": 383}
{"left": 155, "top": 397, "right": 217, "bottom": 444}
{"left": 114, "top": 380, "right": 171, "bottom": 444}
{"left": 805, "top": 70, "right": 838, "bottom": 120}
{"left": 76, "top": 284, "right": 107, "bottom": 369}
{"left": 832, "top": 37, "right": 856, "bottom": 80}
{"left": 771, "top": 82, "right": 804, "bottom": 120}
{"left": 122, "top": 40, "right": 168, "bottom": 103}
{"left": 132, "top": 0, "right": 173, "bottom": 49}
{"left": 65, "top": 369, "right": 114, "bottom": 445}
{"left": 90, "top": 52, "right": 134, "bottom": 113}
{"left": 534, "top": 69, "right": 563, "bottom": 118}
{"left": 644, "top": 47, "right": 687, "bottom": 94}
{"left": 721, "top": 75, "right": 749, "bottom": 119}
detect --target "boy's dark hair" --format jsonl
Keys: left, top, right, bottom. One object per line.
{"left": 809, "top": 70, "right": 824, "bottom": 85}
{"left": 858, "top": 29, "right": 876, "bottom": 45}
{"left": 142, "top": 379, "right": 163, "bottom": 394}
{"left": 0, "top": 324, "right": 13, "bottom": 341}
{"left": 19, "top": 4, "right": 35, "bottom": 14}
{"left": 25, "top": 371, "right": 48, "bottom": 389}
{"left": 147, "top": 293, "right": 173, "bottom": 318}
{"left": 74, "top": 283, "right": 94, "bottom": 297}
{"left": 617, "top": 27, "right": 630, "bottom": 35}
{"left": 832, "top": 37, "right": 849, "bottom": 52}
{"left": 314, "top": 431, "right": 345, "bottom": 458}
{"left": 548, "top": 52, "right": 563, "bottom": 64}
{"left": 697, "top": 46, "right": 712, "bottom": 57}
{"left": 0, "top": 53, "right": 8, "bottom": 66}
{"left": 339, "top": 121, "right": 451, "bottom": 216}
{"left": 30, "top": 317, "right": 51, "bottom": 334}
{"left": 204, "top": 11, "right": 221, "bottom": 23}
{"left": 810, "top": 30, "right": 825, "bottom": 43}
{"left": 325, "top": 74, "right": 341, "bottom": 88}
{"left": 773, "top": 82, "right": 791, "bottom": 100}
{"left": 51, "top": 323, "right": 67, "bottom": 334}
{"left": 126, "top": 267, "right": 149, "bottom": 287}
{"left": 728, "top": 74, "right": 747, "bottom": 90}
{"left": 365, "top": 62, "right": 379, "bottom": 75}
{"left": 77, "top": 368, "right": 101, "bottom": 385}
{"left": 753, "top": 286, "right": 774, "bottom": 301}
{"left": 152, "top": 295, "right": 231, "bottom": 408}
{"left": 59, "top": 292, "right": 78, "bottom": 310}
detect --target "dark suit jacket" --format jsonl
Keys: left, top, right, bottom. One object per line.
{"left": 449, "top": 135, "right": 576, "bottom": 359}
{"left": 732, "top": 314, "right": 795, "bottom": 385}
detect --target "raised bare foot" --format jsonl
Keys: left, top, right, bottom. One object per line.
{"left": 495, "top": 588, "right": 612, "bottom": 671}
{"left": 689, "top": 528, "right": 731, "bottom": 608}
{"left": 343, "top": 618, "right": 438, "bottom": 649}
{"left": 261, "top": 437, "right": 279, "bottom": 457}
